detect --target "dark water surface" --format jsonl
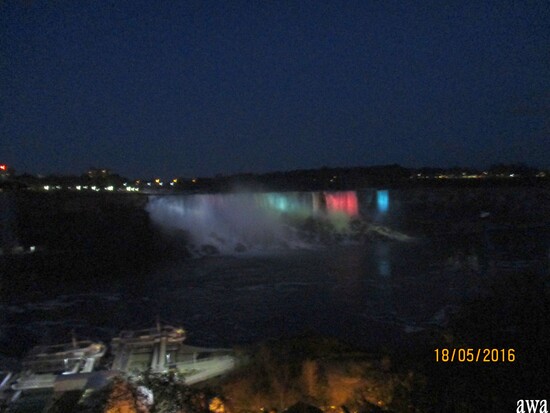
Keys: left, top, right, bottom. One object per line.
{"left": 1, "top": 188, "right": 548, "bottom": 359}
{"left": 1, "top": 238, "right": 481, "bottom": 356}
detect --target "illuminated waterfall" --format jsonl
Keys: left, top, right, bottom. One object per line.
{"left": 146, "top": 191, "right": 362, "bottom": 255}
{"left": 145, "top": 189, "right": 410, "bottom": 255}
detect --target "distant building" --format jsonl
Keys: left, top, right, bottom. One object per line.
{"left": 86, "top": 168, "right": 111, "bottom": 179}
{"left": 83, "top": 168, "right": 127, "bottom": 189}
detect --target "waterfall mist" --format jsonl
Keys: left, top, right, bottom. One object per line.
{"left": 146, "top": 191, "right": 364, "bottom": 255}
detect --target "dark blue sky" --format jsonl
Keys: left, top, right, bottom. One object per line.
{"left": 1, "top": 1, "right": 549, "bottom": 178}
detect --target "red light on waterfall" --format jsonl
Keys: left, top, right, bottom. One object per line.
{"left": 325, "top": 191, "right": 359, "bottom": 216}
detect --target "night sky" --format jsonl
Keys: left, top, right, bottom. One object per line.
{"left": 1, "top": 1, "right": 549, "bottom": 179}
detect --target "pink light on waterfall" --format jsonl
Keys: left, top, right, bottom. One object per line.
{"left": 324, "top": 191, "right": 359, "bottom": 216}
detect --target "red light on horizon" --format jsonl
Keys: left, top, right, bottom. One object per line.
{"left": 0, "top": 164, "right": 6, "bottom": 171}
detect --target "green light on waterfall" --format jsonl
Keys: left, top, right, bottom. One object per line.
{"left": 266, "top": 194, "right": 290, "bottom": 212}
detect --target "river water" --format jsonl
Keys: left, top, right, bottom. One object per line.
{"left": 0, "top": 188, "right": 548, "bottom": 358}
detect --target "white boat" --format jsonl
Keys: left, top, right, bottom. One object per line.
{"left": 1, "top": 324, "right": 236, "bottom": 411}
{"left": 111, "top": 324, "right": 236, "bottom": 384}
{"left": 22, "top": 340, "right": 106, "bottom": 375}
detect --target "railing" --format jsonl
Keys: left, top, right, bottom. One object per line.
{"left": 112, "top": 326, "right": 186, "bottom": 346}
{"left": 25, "top": 342, "right": 105, "bottom": 359}
{"left": 0, "top": 372, "right": 13, "bottom": 390}
{"left": 11, "top": 374, "right": 56, "bottom": 390}
{"left": 116, "top": 326, "right": 185, "bottom": 340}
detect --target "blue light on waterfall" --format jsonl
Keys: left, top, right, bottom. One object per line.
{"left": 377, "top": 190, "right": 389, "bottom": 213}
